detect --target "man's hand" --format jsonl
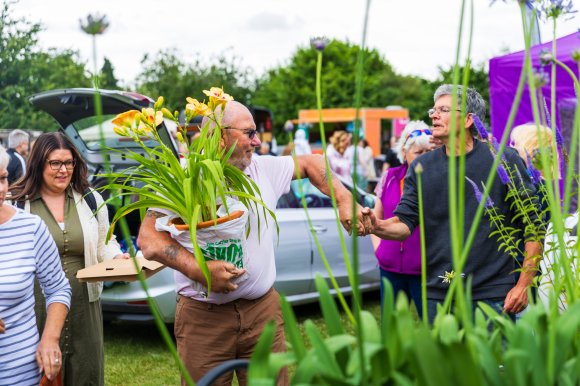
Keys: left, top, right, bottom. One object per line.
{"left": 137, "top": 211, "right": 244, "bottom": 293}
{"left": 337, "top": 201, "right": 372, "bottom": 236}
{"left": 199, "top": 260, "right": 246, "bottom": 293}
{"left": 503, "top": 283, "right": 529, "bottom": 314}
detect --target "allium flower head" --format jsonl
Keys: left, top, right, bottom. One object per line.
{"left": 80, "top": 14, "right": 109, "bottom": 35}
{"left": 533, "top": 69, "right": 549, "bottom": 87}
{"left": 539, "top": 49, "right": 554, "bottom": 66}
{"left": 310, "top": 37, "right": 330, "bottom": 51}
{"left": 284, "top": 120, "right": 294, "bottom": 133}
{"left": 538, "top": 0, "right": 577, "bottom": 21}
{"left": 472, "top": 114, "right": 489, "bottom": 140}
{"left": 466, "top": 176, "right": 495, "bottom": 208}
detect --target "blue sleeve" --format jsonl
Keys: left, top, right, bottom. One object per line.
{"left": 34, "top": 219, "right": 72, "bottom": 309}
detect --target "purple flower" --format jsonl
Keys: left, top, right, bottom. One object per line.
{"left": 538, "top": 0, "right": 577, "bottom": 20}
{"left": 310, "top": 37, "right": 330, "bottom": 51}
{"left": 466, "top": 177, "right": 494, "bottom": 208}
{"left": 543, "top": 99, "right": 564, "bottom": 147}
{"left": 491, "top": 137, "right": 507, "bottom": 162}
{"left": 528, "top": 163, "right": 542, "bottom": 185}
{"left": 498, "top": 165, "right": 511, "bottom": 185}
{"left": 473, "top": 114, "right": 489, "bottom": 140}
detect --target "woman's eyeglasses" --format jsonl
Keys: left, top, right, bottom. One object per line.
{"left": 47, "top": 159, "right": 76, "bottom": 171}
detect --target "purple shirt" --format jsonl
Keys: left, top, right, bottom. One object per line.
{"left": 375, "top": 164, "right": 422, "bottom": 275}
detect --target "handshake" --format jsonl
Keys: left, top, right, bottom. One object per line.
{"left": 341, "top": 206, "right": 377, "bottom": 237}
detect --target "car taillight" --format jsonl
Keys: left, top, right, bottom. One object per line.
{"left": 127, "top": 300, "right": 149, "bottom": 305}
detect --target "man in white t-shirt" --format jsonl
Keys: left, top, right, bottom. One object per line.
{"left": 137, "top": 101, "right": 370, "bottom": 386}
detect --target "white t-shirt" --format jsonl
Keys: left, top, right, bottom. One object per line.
{"left": 173, "top": 155, "right": 294, "bottom": 303}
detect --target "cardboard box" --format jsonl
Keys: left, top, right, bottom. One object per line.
{"left": 76, "top": 257, "right": 165, "bottom": 283}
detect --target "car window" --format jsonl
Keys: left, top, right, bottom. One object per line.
{"left": 286, "top": 178, "right": 375, "bottom": 209}
{"left": 71, "top": 115, "right": 170, "bottom": 151}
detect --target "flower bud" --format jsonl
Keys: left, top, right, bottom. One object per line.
{"left": 154, "top": 96, "right": 164, "bottom": 110}
{"left": 162, "top": 107, "right": 174, "bottom": 119}
{"left": 414, "top": 162, "right": 424, "bottom": 174}
{"left": 176, "top": 132, "right": 184, "bottom": 143}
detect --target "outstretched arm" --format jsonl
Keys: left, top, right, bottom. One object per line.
{"left": 368, "top": 212, "right": 412, "bottom": 241}
{"left": 137, "top": 211, "right": 245, "bottom": 293}
{"left": 295, "top": 154, "right": 371, "bottom": 235}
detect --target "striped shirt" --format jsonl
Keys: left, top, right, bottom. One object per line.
{"left": 0, "top": 210, "right": 71, "bottom": 386}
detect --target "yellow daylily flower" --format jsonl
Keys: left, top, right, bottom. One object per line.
{"left": 112, "top": 110, "right": 140, "bottom": 128}
{"left": 185, "top": 98, "right": 210, "bottom": 117}
{"left": 140, "top": 108, "right": 164, "bottom": 127}
{"left": 202, "top": 87, "right": 234, "bottom": 107}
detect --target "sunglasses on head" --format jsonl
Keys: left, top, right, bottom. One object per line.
{"left": 403, "top": 129, "right": 431, "bottom": 145}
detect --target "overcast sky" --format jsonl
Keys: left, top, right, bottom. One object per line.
{"left": 9, "top": 0, "right": 579, "bottom": 87}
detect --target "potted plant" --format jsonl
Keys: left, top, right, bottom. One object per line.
{"left": 104, "top": 87, "right": 275, "bottom": 290}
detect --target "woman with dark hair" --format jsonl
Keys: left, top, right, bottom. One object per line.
{"left": 10, "top": 132, "right": 128, "bottom": 386}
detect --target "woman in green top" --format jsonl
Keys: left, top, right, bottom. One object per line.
{"left": 10, "top": 132, "right": 129, "bottom": 386}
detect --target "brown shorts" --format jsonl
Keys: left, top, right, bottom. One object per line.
{"left": 174, "top": 287, "right": 288, "bottom": 386}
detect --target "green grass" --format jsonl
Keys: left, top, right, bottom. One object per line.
{"left": 104, "top": 291, "right": 382, "bottom": 385}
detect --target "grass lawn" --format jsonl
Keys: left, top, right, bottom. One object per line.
{"left": 104, "top": 291, "right": 382, "bottom": 385}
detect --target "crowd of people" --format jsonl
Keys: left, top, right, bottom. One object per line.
{"left": 0, "top": 83, "right": 556, "bottom": 385}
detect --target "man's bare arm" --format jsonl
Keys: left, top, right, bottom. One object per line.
{"left": 137, "top": 210, "right": 244, "bottom": 292}
{"left": 295, "top": 154, "right": 370, "bottom": 234}
{"left": 503, "top": 240, "right": 542, "bottom": 313}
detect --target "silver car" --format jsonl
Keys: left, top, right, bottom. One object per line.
{"left": 30, "top": 88, "right": 380, "bottom": 323}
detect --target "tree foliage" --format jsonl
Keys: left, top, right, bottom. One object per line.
{"left": 0, "top": 1, "right": 91, "bottom": 130}
{"left": 434, "top": 62, "right": 490, "bottom": 118}
{"left": 99, "top": 57, "right": 120, "bottom": 90}
{"left": 135, "top": 49, "right": 255, "bottom": 111}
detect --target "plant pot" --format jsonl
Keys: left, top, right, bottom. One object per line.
{"left": 168, "top": 210, "right": 245, "bottom": 230}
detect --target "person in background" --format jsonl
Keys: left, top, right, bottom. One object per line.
{"left": 381, "top": 135, "right": 402, "bottom": 174}
{"left": 327, "top": 130, "right": 353, "bottom": 182}
{"left": 357, "top": 139, "right": 376, "bottom": 192}
{"left": 0, "top": 144, "right": 71, "bottom": 385}
{"left": 509, "top": 123, "right": 553, "bottom": 309}
{"left": 371, "top": 121, "right": 433, "bottom": 317}
{"left": 258, "top": 141, "right": 277, "bottom": 156}
{"left": 293, "top": 128, "right": 312, "bottom": 156}
{"left": 10, "top": 132, "right": 129, "bottom": 386}
{"left": 7, "top": 129, "right": 29, "bottom": 185}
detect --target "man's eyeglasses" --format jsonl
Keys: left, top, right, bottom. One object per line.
{"left": 47, "top": 159, "right": 76, "bottom": 171}
{"left": 428, "top": 106, "right": 461, "bottom": 117}
{"left": 224, "top": 127, "right": 258, "bottom": 140}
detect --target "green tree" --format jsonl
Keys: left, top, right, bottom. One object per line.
{"left": 99, "top": 57, "right": 120, "bottom": 90}
{"left": 0, "top": 1, "right": 90, "bottom": 130}
{"left": 433, "top": 62, "right": 490, "bottom": 114}
{"left": 252, "top": 39, "right": 433, "bottom": 141}
{"left": 135, "top": 49, "right": 254, "bottom": 111}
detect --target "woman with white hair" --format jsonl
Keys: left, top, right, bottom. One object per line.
{"left": 371, "top": 121, "right": 434, "bottom": 317}
{"left": 0, "top": 145, "right": 71, "bottom": 385}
